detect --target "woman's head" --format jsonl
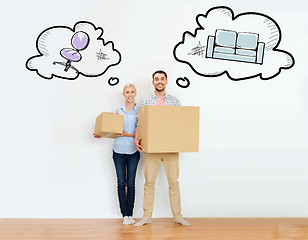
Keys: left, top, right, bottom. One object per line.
{"left": 123, "top": 83, "right": 137, "bottom": 103}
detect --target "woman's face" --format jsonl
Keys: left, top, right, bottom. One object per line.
{"left": 123, "top": 86, "right": 136, "bottom": 103}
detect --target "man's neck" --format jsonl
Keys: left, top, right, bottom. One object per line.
{"left": 155, "top": 90, "right": 166, "bottom": 97}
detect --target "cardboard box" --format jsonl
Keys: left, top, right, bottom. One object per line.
{"left": 138, "top": 106, "right": 199, "bottom": 153}
{"left": 95, "top": 112, "right": 123, "bottom": 138}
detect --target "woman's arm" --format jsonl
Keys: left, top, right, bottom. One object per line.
{"left": 116, "top": 131, "right": 135, "bottom": 138}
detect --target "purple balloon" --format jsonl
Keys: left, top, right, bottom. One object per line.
{"left": 71, "top": 31, "right": 89, "bottom": 50}
{"left": 60, "top": 48, "right": 81, "bottom": 62}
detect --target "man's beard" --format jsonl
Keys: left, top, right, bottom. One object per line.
{"left": 155, "top": 86, "right": 165, "bottom": 92}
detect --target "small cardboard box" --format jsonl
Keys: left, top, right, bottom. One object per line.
{"left": 138, "top": 106, "right": 199, "bottom": 153}
{"left": 95, "top": 112, "right": 123, "bottom": 138}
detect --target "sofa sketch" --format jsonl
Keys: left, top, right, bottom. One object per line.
{"left": 206, "top": 29, "right": 265, "bottom": 64}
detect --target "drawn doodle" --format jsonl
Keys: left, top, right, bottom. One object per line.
{"left": 26, "top": 21, "right": 121, "bottom": 81}
{"left": 174, "top": 6, "right": 294, "bottom": 81}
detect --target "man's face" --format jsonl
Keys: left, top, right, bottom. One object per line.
{"left": 152, "top": 73, "right": 167, "bottom": 92}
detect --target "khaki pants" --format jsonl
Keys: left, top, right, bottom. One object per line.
{"left": 143, "top": 153, "right": 182, "bottom": 219}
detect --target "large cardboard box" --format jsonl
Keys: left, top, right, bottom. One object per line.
{"left": 138, "top": 106, "right": 199, "bottom": 153}
{"left": 95, "top": 112, "right": 123, "bottom": 138}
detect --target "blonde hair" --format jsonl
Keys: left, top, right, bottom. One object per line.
{"left": 123, "top": 83, "right": 136, "bottom": 93}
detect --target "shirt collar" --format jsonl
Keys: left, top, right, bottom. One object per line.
{"left": 121, "top": 103, "right": 137, "bottom": 113}
{"left": 153, "top": 92, "right": 168, "bottom": 99}
{"left": 132, "top": 104, "right": 138, "bottom": 110}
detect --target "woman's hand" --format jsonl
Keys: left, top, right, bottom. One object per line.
{"left": 93, "top": 132, "right": 102, "bottom": 138}
{"left": 116, "top": 131, "right": 128, "bottom": 137}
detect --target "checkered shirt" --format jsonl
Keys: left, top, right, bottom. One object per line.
{"left": 140, "top": 93, "right": 181, "bottom": 106}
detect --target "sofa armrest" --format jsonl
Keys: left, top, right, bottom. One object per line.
{"left": 256, "top": 42, "right": 265, "bottom": 64}
{"left": 206, "top": 36, "right": 215, "bottom": 58}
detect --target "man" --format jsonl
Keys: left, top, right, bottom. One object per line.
{"left": 134, "top": 70, "right": 190, "bottom": 226}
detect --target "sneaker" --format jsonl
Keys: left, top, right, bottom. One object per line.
{"left": 134, "top": 217, "right": 152, "bottom": 226}
{"left": 174, "top": 218, "right": 191, "bottom": 226}
{"left": 128, "top": 216, "right": 136, "bottom": 224}
{"left": 123, "top": 216, "right": 131, "bottom": 225}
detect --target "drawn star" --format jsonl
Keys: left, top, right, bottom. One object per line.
{"left": 96, "top": 49, "right": 109, "bottom": 61}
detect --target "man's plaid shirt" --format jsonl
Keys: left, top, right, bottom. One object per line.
{"left": 140, "top": 93, "right": 181, "bottom": 106}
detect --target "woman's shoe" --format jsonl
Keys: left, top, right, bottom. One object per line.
{"left": 123, "top": 216, "right": 131, "bottom": 225}
{"left": 128, "top": 216, "right": 136, "bottom": 224}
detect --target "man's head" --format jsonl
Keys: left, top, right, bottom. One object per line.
{"left": 152, "top": 70, "right": 168, "bottom": 93}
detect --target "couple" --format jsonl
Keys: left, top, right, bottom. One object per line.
{"left": 100, "top": 70, "right": 190, "bottom": 226}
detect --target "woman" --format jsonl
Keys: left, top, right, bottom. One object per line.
{"left": 104, "top": 83, "right": 140, "bottom": 225}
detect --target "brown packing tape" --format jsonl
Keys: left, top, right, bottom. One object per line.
{"left": 104, "top": 132, "right": 114, "bottom": 138}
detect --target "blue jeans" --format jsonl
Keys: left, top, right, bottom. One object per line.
{"left": 113, "top": 150, "right": 140, "bottom": 217}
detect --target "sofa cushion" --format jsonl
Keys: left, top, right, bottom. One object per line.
{"left": 215, "top": 30, "right": 237, "bottom": 48}
{"left": 214, "top": 46, "right": 236, "bottom": 54}
{"left": 236, "top": 33, "right": 258, "bottom": 50}
{"left": 236, "top": 49, "right": 256, "bottom": 57}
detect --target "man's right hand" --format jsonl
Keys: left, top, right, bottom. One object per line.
{"left": 134, "top": 137, "right": 143, "bottom": 152}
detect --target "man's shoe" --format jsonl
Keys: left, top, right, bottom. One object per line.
{"left": 134, "top": 218, "right": 152, "bottom": 226}
{"left": 174, "top": 218, "right": 191, "bottom": 226}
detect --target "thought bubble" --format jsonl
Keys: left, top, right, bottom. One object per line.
{"left": 26, "top": 21, "right": 121, "bottom": 80}
{"left": 108, "top": 77, "right": 120, "bottom": 86}
{"left": 173, "top": 6, "right": 294, "bottom": 80}
{"left": 176, "top": 77, "right": 190, "bottom": 88}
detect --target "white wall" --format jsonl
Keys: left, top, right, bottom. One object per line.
{"left": 0, "top": 0, "right": 307, "bottom": 218}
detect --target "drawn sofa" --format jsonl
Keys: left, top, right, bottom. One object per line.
{"left": 206, "top": 29, "right": 265, "bottom": 64}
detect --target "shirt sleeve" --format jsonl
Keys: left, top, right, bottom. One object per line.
{"left": 116, "top": 106, "right": 123, "bottom": 114}
{"left": 140, "top": 98, "right": 145, "bottom": 106}
{"left": 136, "top": 108, "right": 138, "bottom": 127}
{"left": 173, "top": 96, "right": 181, "bottom": 106}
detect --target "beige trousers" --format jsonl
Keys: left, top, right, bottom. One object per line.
{"left": 143, "top": 153, "right": 182, "bottom": 219}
